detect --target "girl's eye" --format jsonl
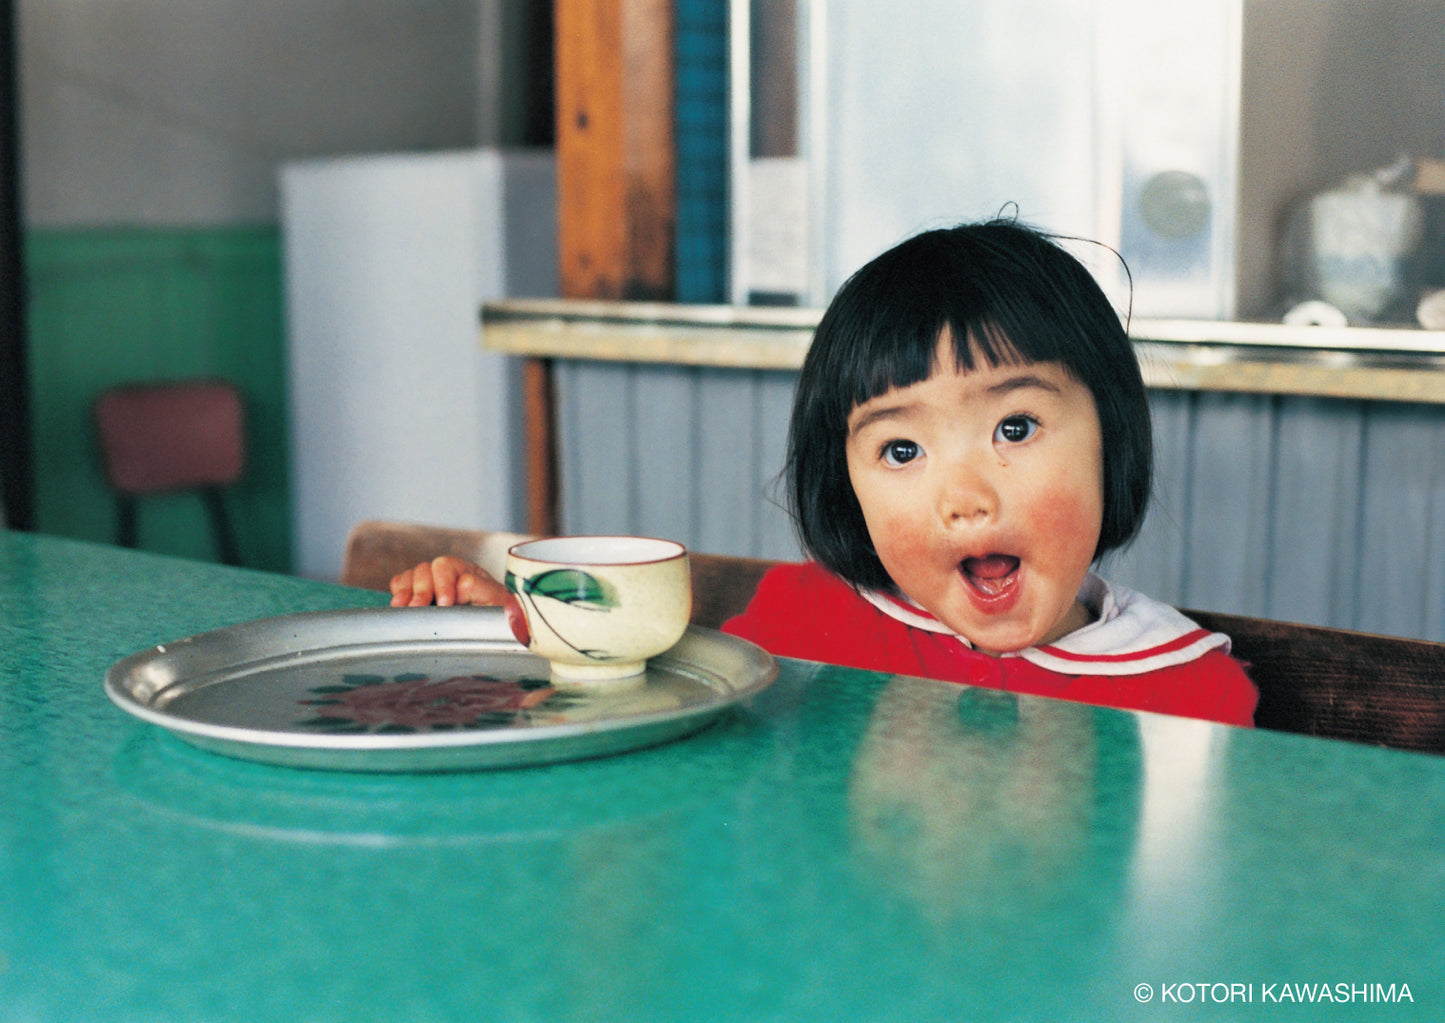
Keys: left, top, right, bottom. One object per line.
{"left": 881, "top": 440, "right": 921, "bottom": 467}
{"left": 994, "top": 415, "right": 1038, "bottom": 444}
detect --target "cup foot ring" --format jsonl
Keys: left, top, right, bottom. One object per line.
{"left": 548, "top": 660, "right": 649, "bottom": 690}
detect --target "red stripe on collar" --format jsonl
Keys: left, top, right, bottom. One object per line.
{"left": 1037, "top": 628, "right": 1215, "bottom": 663}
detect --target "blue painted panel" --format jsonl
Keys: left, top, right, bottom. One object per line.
{"left": 674, "top": 0, "right": 729, "bottom": 303}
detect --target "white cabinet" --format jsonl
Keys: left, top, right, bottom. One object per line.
{"left": 281, "top": 149, "right": 556, "bottom": 580}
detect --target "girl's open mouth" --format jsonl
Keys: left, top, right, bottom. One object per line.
{"left": 961, "top": 555, "right": 1021, "bottom": 600}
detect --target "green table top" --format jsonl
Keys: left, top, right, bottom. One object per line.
{"left": 3, "top": 530, "right": 1442, "bottom": 1021}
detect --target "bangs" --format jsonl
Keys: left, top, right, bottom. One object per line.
{"left": 851, "top": 318, "right": 1032, "bottom": 411}
{"left": 840, "top": 263, "right": 1090, "bottom": 419}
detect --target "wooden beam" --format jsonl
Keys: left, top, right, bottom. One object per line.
{"left": 555, "top": 0, "right": 675, "bottom": 301}
{"left": 527, "top": 0, "right": 675, "bottom": 534}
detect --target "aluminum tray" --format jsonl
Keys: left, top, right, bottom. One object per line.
{"left": 104, "top": 606, "right": 777, "bottom": 771}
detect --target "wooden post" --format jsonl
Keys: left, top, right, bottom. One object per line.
{"left": 522, "top": 357, "right": 558, "bottom": 535}
{"left": 525, "top": 0, "right": 675, "bottom": 534}
{"left": 556, "top": 0, "right": 675, "bottom": 301}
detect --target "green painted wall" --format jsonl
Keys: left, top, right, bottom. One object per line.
{"left": 25, "top": 227, "right": 293, "bottom": 571}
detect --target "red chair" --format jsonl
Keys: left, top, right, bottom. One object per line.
{"left": 93, "top": 380, "right": 246, "bottom": 565}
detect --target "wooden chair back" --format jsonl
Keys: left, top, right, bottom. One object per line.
{"left": 341, "top": 519, "right": 533, "bottom": 591}
{"left": 1185, "top": 608, "right": 1445, "bottom": 754}
{"left": 341, "top": 520, "right": 1445, "bottom": 754}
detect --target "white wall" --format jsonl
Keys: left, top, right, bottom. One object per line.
{"left": 18, "top": 0, "right": 540, "bottom": 227}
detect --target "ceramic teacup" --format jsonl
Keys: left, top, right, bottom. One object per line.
{"left": 504, "top": 536, "right": 692, "bottom": 684}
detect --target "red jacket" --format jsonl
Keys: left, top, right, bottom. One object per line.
{"left": 723, "top": 562, "right": 1257, "bottom": 727}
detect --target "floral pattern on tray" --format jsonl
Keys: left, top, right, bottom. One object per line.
{"left": 296, "top": 673, "right": 578, "bottom": 734}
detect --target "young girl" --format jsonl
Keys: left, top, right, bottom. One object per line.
{"left": 392, "top": 220, "right": 1257, "bottom": 727}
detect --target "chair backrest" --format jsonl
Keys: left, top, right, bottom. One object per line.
{"left": 340, "top": 520, "right": 1445, "bottom": 754}
{"left": 1185, "top": 608, "right": 1445, "bottom": 754}
{"left": 687, "top": 551, "right": 777, "bottom": 630}
{"left": 341, "top": 520, "right": 535, "bottom": 591}
{"left": 94, "top": 380, "right": 245, "bottom": 494}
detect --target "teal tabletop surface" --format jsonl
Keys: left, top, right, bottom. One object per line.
{"left": 3, "top": 530, "right": 1443, "bottom": 1021}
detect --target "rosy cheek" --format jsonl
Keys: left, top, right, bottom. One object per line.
{"left": 868, "top": 509, "right": 935, "bottom": 579}
{"left": 1028, "top": 480, "right": 1103, "bottom": 564}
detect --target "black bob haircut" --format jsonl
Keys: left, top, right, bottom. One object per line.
{"left": 785, "top": 218, "right": 1153, "bottom": 592}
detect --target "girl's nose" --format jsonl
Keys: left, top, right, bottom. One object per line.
{"left": 937, "top": 455, "right": 999, "bottom": 525}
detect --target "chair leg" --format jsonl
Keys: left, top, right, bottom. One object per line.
{"left": 203, "top": 487, "right": 242, "bottom": 566}
{"left": 117, "top": 496, "right": 138, "bottom": 548}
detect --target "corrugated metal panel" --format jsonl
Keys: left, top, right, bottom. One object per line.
{"left": 556, "top": 362, "right": 1445, "bottom": 641}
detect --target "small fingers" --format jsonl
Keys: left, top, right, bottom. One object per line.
{"left": 389, "top": 561, "right": 441, "bottom": 607}
{"left": 389, "top": 567, "right": 420, "bottom": 606}
{"left": 456, "top": 570, "right": 510, "bottom": 607}
{"left": 389, "top": 557, "right": 493, "bottom": 607}
{"left": 429, "top": 556, "right": 463, "bottom": 607}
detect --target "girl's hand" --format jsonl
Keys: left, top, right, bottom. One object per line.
{"left": 389, "top": 556, "right": 509, "bottom": 607}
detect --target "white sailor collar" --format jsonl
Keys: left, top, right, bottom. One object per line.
{"left": 860, "top": 573, "right": 1231, "bottom": 677}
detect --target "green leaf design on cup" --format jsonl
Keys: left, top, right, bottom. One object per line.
{"left": 506, "top": 568, "right": 618, "bottom": 609}
{"left": 505, "top": 568, "right": 619, "bottom": 661}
